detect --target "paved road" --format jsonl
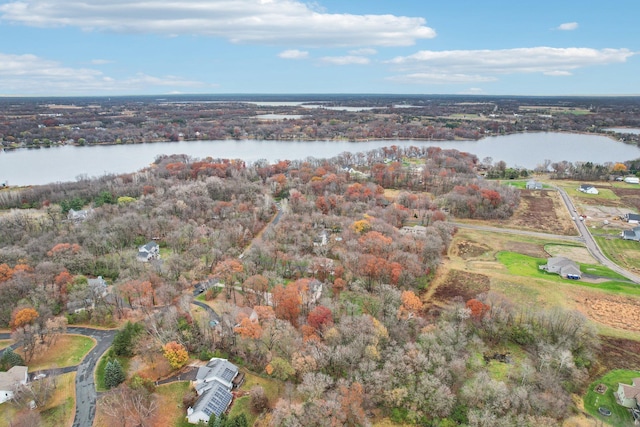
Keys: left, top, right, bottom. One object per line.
{"left": 1, "top": 327, "right": 116, "bottom": 427}
{"left": 69, "top": 327, "right": 116, "bottom": 427}
{"left": 193, "top": 300, "right": 221, "bottom": 323}
{"left": 555, "top": 187, "right": 640, "bottom": 284}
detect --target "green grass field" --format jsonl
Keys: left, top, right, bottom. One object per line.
{"left": 584, "top": 369, "right": 640, "bottom": 427}
{"left": 595, "top": 236, "right": 640, "bottom": 272}
{"left": 496, "top": 251, "right": 640, "bottom": 297}
{"left": 0, "top": 339, "right": 11, "bottom": 350}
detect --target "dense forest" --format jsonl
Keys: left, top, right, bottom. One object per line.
{"left": 0, "top": 145, "right": 603, "bottom": 426}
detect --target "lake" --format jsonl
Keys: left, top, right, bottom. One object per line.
{"left": 2, "top": 132, "right": 640, "bottom": 186}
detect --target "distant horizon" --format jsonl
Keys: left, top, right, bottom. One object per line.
{"left": 1, "top": 93, "right": 640, "bottom": 100}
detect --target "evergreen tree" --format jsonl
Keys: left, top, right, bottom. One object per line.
{"left": 0, "top": 348, "right": 25, "bottom": 371}
{"left": 104, "top": 359, "right": 126, "bottom": 389}
{"left": 112, "top": 321, "right": 143, "bottom": 357}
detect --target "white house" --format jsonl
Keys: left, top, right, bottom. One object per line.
{"left": 0, "top": 366, "right": 28, "bottom": 404}
{"left": 616, "top": 378, "right": 640, "bottom": 409}
{"left": 578, "top": 184, "right": 599, "bottom": 195}
{"left": 624, "top": 176, "right": 640, "bottom": 184}
{"left": 137, "top": 241, "right": 160, "bottom": 262}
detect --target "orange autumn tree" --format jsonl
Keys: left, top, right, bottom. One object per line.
{"left": 234, "top": 315, "right": 263, "bottom": 339}
{"left": 162, "top": 341, "right": 189, "bottom": 369}
{"left": 272, "top": 280, "right": 308, "bottom": 328}
{"left": 398, "top": 290, "right": 423, "bottom": 319}
{"left": 0, "top": 263, "right": 14, "bottom": 282}
{"left": 11, "top": 307, "right": 39, "bottom": 330}
{"left": 466, "top": 299, "right": 490, "bottom": 321}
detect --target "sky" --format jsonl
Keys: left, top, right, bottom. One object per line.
{"left": 0, "top": 0, "right": 638, "bottom": 96}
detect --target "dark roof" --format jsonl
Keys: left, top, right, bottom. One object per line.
{"left": 141, "top": 241, "right": 159, "bottom": 251}
{"left": 193, "top": 381, "right": 233, "bottom": 418}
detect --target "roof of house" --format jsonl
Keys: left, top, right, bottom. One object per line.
{"left": 580, "top": 184, "right": 595, "bottom": 189}
{"left": 0, "top": 366, "right": 28, "bottom": 391}
{"left": 620, "top": 378, "right": 640, "bottom": 399}
{"left": 140, "top": 241, "right": 159, "bottom": 251}
{"left": 195, "top": 358, "right": 238, "bottom": 393}
{"left": 545, "top": 257, "right": 581, "bottom": 277}
{"left": 191, "top": 381, "right": 233, "bottom": 419}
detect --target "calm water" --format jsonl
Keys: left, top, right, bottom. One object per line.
{"left": 2, "top": 132, "right": 640, "bottom": 186}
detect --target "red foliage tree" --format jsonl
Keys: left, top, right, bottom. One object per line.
{"left": 466, "top": 299, "right": 490, "bottom": 320}
{"left": 307, "top": 305, "right": 333, "bottom": 331}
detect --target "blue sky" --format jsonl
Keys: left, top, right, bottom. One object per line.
{"left": 0, "top": 0, "right": 638, "bottom": 96}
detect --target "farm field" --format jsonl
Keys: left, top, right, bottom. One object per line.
{"left": 430, "top": 180, "right": 640, "bottom": 426}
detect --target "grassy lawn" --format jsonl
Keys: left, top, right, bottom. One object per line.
{"left": 40, "top": 372, "right": 76, "bottom": 427}
{"left": 227, "top": 369, "right": 283, "bottom": 425}
{"left": 496, "top": 251, "right": 640, "bottom": 297}
{"left": 155, "top": 381, "right": 191, "bottom": 427}
{"left": 95, "top": 349, "right": 130, "bottom": 392}
{"left": 228, "top": 396, "right": 253, "bottom": 424}
{"left": 0, "top": 339, "right": 11, "bottom": 350}
{"left": 28, "top": 335, "right": 95, "bottom": 371}
{"left": 584, "top": 369, "right": 640, "bottom": 426}
{"left": 0, "top": 372, "right": 76, "bottom": 427}
{"left": 595, "top": 236, "right": 640, "bottom": 272}
{"left": 240, "top": 369, "right": 282, "bottom": 403}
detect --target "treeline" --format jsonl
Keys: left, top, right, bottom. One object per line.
{"left": 3, "top": 95, "right": 640, "bottom": 149}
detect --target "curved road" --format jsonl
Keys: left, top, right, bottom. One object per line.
{"left": 0, "top": 327, "right": 116, "bottom": 427}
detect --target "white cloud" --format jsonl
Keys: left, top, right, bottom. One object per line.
{"left": 320, "top": 55, "right": 370, "bottom": 65}
{"left": 0, "top": 0, "right": 436, "bottom": 47}
{"left": 349, "top": 48, "right": 377, "bottom": 56}
{"left": 387, "top": 47, "right": 635, "bottom": 82}
{"left": 0, "top": 52, "right": 208, "bottom": 94}
{"left": 278, "top": 49, "right": 309, "bottom": 59}
{"left": 544, "top": 70, "right": 572, "bottom": 76}
{"left": 91, "top": 59, "right": 113, "bottom": 65}
{"left": 557, "top": 22, "right": 578, "bottom": 31}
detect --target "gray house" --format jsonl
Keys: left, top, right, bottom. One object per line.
{"left": 624, "top": 213, "right": 640, "bottom": 224}
{"left": 622, "top": 226, "right": 640, "bottom": 241}
{"left": 539, "top": 257, "right": 581, "bottom": 279}
{"left": 187, "top": 358, "right": 244, "bottom": 424}
{"left": 525, "top": 180, "right": 543, "bottom": 190}
{"left": 137, "top": 241, "right": 160, "bottom": 262}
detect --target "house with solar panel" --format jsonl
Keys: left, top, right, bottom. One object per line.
{"left": 186, "top": 358, "right": 244, "bottom": 424}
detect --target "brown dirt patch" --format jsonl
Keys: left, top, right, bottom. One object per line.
{"left": 611, "top": 187, "right": 640, "bottom": 212}
{"left": 431, "top": 269, "right": 491, "bottom": 303}
{"left": 597, "top": 336, "right": 640, "bottom": 372}
{"left": 499, "top": 190, "right": 577, "bottom": 235}
{"left": 571, "top": 292, "right": 640, "bottom": 333}
{"left": 504, "top": 241, "right": 547, "bottom": 258}
{"left": 452, "top": 240, "right": 491, "bottom": 259}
